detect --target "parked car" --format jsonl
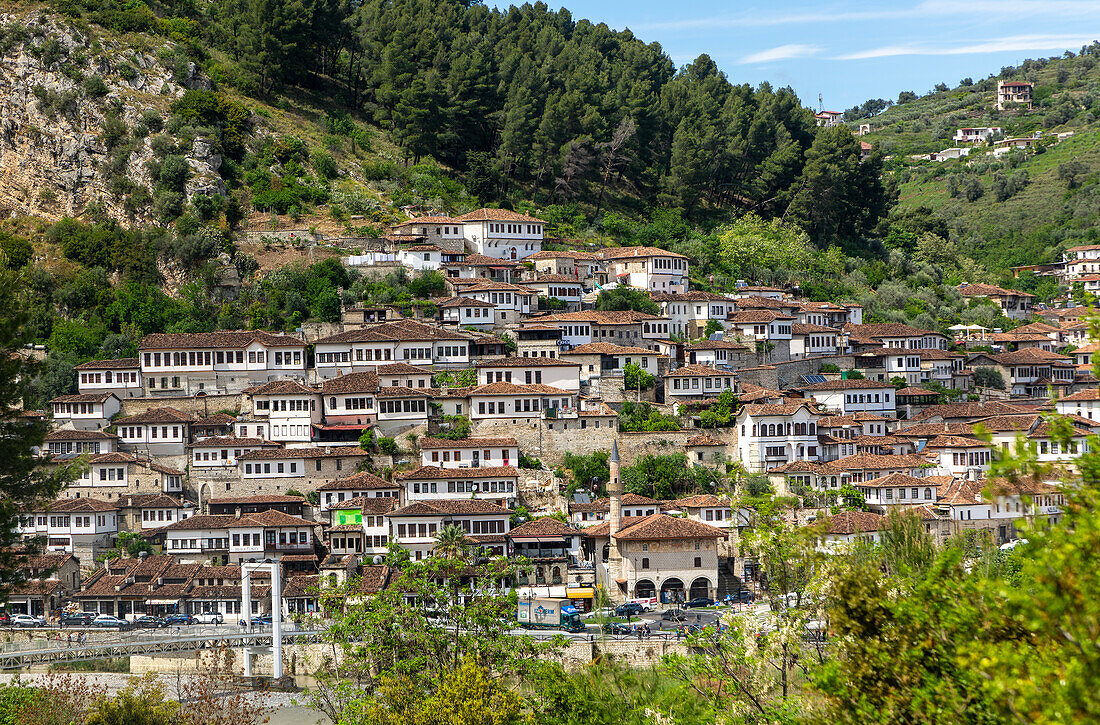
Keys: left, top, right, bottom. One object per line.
{"left": 660, "top": 609, "right": 686, "bottom": 622}
{"left": 133, "top": 615, "right": 165, "bottom": 628}
{"left": 728, "top": 590, "right": 755, "bottom": 604}
{"left": 685, "top": 597, "right": 714, "bottom": 609}
{"left": 601, "top": 622, "right": 632, "bottom": 635}
{"left": 194, "top": 611, "right": 224, "bottom": 625}
{"left": 614, "top": 603, "right": 644, "bottom": 617}
{"left": 92, "top": 614, "right": 127, "bottom": 628}
{"left": 0, "top": 613, "right": 10, "bottom": 625}
{"left": 60, "top": 612, "right": 96, "bottom": 627}
{"left": 585, "top": 607, "right": 616, "bottom": 619}
{"left": 10, "top": 614, "right": 44, "bottom": 628}
{"left": 163, "top": 613, "right": 197, "bottom": 626}
{"left": 254, "top": 614, "right": 273, "bottom": 625}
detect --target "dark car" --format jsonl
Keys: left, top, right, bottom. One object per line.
{"left": 601, "top": 622, "right": 632, "bottom": 635}
{"left": 133, "top": 615, "right": 165, "bottom": 628}
{"left": 660, "top": 609, "right": 687, "bottom": 622}
{"left": 163, "top": 613, "right": 197, "bottom": 626}
{"left": 60, "top": 612, "right": 96, "bottom": 627}
{"left": 254, "top": 614, "right": 273, "bottom": 625}
{"left": 729, "top": 590, "right": 755, "bottom": 604}
{"left": 685, "top": 597, "right": 715, "bottom": 609}
{"left": 614, "top": 603, "right": 644, "bottom": 617}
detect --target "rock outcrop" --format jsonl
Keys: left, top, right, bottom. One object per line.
{"left": 0, "top": 12, "right": 224, "bottom": 222}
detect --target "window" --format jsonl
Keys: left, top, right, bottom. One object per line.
{"left": 694, "top": 557, "right": 702, "bottom": 568}
{"left": 641, "top": 557, "right": 650, "bottom": 569}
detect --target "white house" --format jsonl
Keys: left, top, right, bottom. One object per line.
{"left": 467, "top": 382, "right": 577, "bottom": 421}
{"left": 189, "top": 436, "right": 281, "bottom": 469}
{"left": 75, "top": 359, "right": 143, "bottom": 398}
{"left": 451, "top": 208, "right": 546, "bottom": 261}
{"left": 800, "top": 379, "right": 897, "bottom": 417}
{"left": 43, "top": 429, "right": 119, "bottom": 458}
{"left": 437, "top": 297, "right": 497, "bottom": 330}
{"left": 665, "top": 364, "right": 736, "bottom": 401}
{"left": 655, "top": 291, "right": 734, "bottom": 337}
{"left": 242, "top": 380, "right": 321, "bottom": 446}
{"left": 115, "top": 407, "right": 193, "bottom": 456}
{"left": 455, "top": 281, "right": 537, "bottom": 324}
{"left": 138, "top": 331, "right": 307, "bottom": 396}
{"left": 417, "top": 437, "right": 520, "bottom": 469}
{"left": 49, "top": 393, "right": 121, "bottom": 431}
{"left": 396, "top": 465, "right": 519, "bottom": 508}
{"left": 313, "top": 320, "right": 473, "bottom": 378}
{"left": 736, "top": 402, "right": 823, "bottom": 473}
{"left": 386, "top": 499, "right": 513, "bottom": 561}
{"left": 599, "top": 247, "right": 689, "bottom": 293}
{"left": 475, "top": 357, "right": 581, "bottom": 392}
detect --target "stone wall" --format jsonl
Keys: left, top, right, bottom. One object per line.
{"left": 736, "top": 354, "right": 856, "bottom": 390}
{"left": 471, "top": 419, "right": 737, "bottom": 468}
{"left": 119, "top": 394, "right": 242, "bottom": 419}
{"left": 131, "top": 636, "right": 689, "bottom": 676}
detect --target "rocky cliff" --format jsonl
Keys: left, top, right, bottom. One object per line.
{"left": 0, "top": 12, "right": 223, "bottom": 222}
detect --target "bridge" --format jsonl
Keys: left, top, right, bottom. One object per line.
{"left": 0, "top": 627, "right": 323, "bottom": 670}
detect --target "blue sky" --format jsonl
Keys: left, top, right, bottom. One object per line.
{"left": 513, "top": 1, "right": 1100, "bottom": 110}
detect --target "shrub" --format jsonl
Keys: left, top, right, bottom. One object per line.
{"left": 82, "top": 74, "right": 109, "bottom": 98}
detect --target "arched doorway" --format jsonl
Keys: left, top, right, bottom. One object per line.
{"left": 634, "top": 579, "right": 656, "bottom": 599}
{"left": 509, "top": 247, "right": 517, "bottom": 260}
{"left": 660, "top": 577, "right": 685, "bottom": 604}
{"left": 689, "top": 577, "right": 711, "bottom": 600}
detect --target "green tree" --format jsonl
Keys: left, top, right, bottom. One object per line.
{"left": 595, "top": 288, "right": 659, "bottom": 315}
{"left": 621, "top": 453, "right": 705, "bottom": 499}
{"left": 562, "top": 450, "right": 610, "bottom": 493}
{"left": 973, "top": 367, "right": 1005, "bottom": 390}
{"left": 622, "top": 363, "right": 654, "bottom": 391}
{"left": 436, "top": 415, "right": 472, "bottom": 440}
{"left": 0, "top": 267, "right": 82, "bottom": 593}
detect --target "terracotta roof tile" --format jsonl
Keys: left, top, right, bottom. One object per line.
{"left": 140, "top": 331, "right": 305, "bottom": 350}
{"left": 612, "top": 513, "right": 724, "bottom": 541}
{"left": 395, "top": 465, "right": 519, "bottom": 480}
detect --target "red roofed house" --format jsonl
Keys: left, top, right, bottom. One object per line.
{"left": 599, "top": 246, "right": 689, "bottom": 293}
{"left": 996, "top": 80, "right": 1033, "bottom": 110}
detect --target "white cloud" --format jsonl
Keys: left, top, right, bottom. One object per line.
{"left": 840, "top": 33, "right": 1100, "bottom": 60}
{"left": 632, "top": 0, "right": 1100, "bottom": 33}
{"left": 740, "top": 44, "right": 821, "bottom": 63}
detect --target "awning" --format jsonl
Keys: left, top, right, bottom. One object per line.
{"left": 566, "top": 587, "right": 595, "bottom": 599}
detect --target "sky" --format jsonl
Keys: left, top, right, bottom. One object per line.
{"left": 510, "top": 0, "right": 1100, "bottom": 110}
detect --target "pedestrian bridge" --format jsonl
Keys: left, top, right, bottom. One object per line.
{"left": 0, "top": 627, "right": 323, "bottom": 670}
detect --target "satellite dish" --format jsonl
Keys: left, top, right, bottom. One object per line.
{"left": 373, "top": 555, "right": 383, "bottom": 564}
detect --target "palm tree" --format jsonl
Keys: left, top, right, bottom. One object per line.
{"left": 433, "top": 523, "right": 469, "bottom": 561}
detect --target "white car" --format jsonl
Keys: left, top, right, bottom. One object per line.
{"left": 10, "top": 614, "right": 44, "bottom": 628}
{"left": 92, "top": 614, "right": 127, "bottom": 628}
{"left": 584, "top": 607, "right": 616, "bottom": 619}
{"left": 194, "top": 611, "right": 224, "bottom": 625}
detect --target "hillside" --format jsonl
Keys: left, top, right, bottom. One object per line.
{"left": 854, "top": 46, "right": 1100, "bottom": 271}
{"left": 0, "top": 0, "right": 891, "bottom": 248}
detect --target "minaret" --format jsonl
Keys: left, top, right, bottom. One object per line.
{"left": 607, "top": 440, "right": 624, "bottom": 596}
{"left": 608, "top": 440, "right": 622, "bottom": 535}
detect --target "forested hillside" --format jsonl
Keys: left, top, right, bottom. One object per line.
{"left": 27, "top": 0, "right": 889, "bottom": 248}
